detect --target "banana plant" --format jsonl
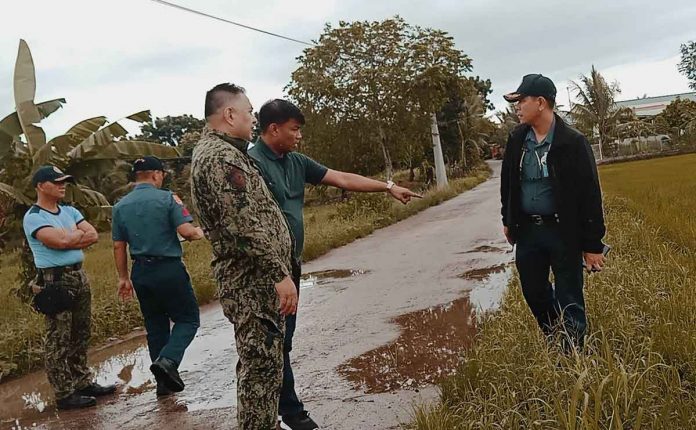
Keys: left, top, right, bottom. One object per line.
{"left": 0, "top": 39, "right": 181, "bottom": 295}
{"left": 0, "top": 39, "right": 180, "bottom": 220}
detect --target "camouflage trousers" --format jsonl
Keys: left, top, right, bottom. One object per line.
{"left": 220, "top": 285, "right": 285, "bottom": 430}
{"left": 40, "top": 267, "right": 93, "bottom": 401}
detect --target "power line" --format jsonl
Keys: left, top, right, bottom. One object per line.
{"left": 148, "top": 0, "right": 315, "bottom": 47}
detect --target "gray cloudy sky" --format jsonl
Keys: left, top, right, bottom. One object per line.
{"left": 2, "top": 0, "right": 696, "bottom": 137}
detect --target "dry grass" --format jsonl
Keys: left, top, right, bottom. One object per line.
{"left": 412, "top": 154, "right": 696, "bottom": 429}
{"left": 0, "top": 163, "right": 491, "bottom": 381}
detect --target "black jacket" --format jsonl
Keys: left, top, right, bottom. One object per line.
{"left": 500, "top": 114, "right": 606, "bottom": 253}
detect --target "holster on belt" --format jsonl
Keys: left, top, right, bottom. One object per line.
{"left": 31, "top": 266, "right": 78, "bottom": 316}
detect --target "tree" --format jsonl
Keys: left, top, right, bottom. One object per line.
{"left": 0, "top": 40, "right": 179, "bottom": 294}
{"left": 678, "top": 41, "right": 696, "bottom": 90}
{"left": 438, "top": 82, "right": 490, "bottom": 170}
{"left": 137, "top": 114, "right": 205, "bottom": 146}
{"left": 654, "top": 97, "right": 696, "bottom": 144}
{"left": 287, "top": 17, "right": 473, "bottom": 178}
{"left": 570, "top": 66, "right": 623, "bottom": 159}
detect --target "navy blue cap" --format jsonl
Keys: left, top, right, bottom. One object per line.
{"left": 32, "top": 166, "right": 75, "bottom": 187}
{"left": 504, "top": 74, "right": 557, "bottom": 102}
{"left": 132, "top": 156, "right": 164, "bottom": 172}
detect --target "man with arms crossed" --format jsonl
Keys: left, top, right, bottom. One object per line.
{"left": 23, "top": 166, "right": 116, "bottom": 410}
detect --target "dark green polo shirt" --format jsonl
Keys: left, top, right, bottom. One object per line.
{"left": 249, "top": 139, "right": 328, "bottom": 259}
{"left": 111, "top": 183, "right": 193, "bottom": 257}
{"left": 520, "top": 120, "right": 557, "bottom": 215}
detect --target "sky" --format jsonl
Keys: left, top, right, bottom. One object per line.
{"left": 2, "top": 0, "right": 696, "bottom": 137}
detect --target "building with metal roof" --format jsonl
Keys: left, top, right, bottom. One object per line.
{"left": 615, "top": 92, "right": 696, "bottom": 117}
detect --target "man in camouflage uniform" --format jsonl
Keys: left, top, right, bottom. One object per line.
{"left": 22, "top": 166, "right": 116, "bottom": 410}
{"left": 190, "top": 83, "right": 298, "bottom": 430}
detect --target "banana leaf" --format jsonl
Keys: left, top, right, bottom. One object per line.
{"left": 65, "top": 116, "right": 107, "bottom": 141}
{"left": 68, "top": 122, "right": 128, "bottom": 159}
{"left": 0, "top": 99, "right": 66, "bottom": 158}
{"left": 14, "top": 40, "right": 43, "bottom": 154}
{"left": 64, "top": 184, "right": 110, "bottom": 207}
{"left": 88, "top": 140, "right": 180, "bottom": 160}
{"left": 0, "top": 182, "right": 33, "bottom": 206}
{"left": 126, "top": 110, "right": 152, "bottom": 124}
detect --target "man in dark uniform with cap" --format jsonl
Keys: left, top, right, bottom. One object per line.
{"left": 112, "top": 156, "right": 204, "bottom": 396}
{"left": 500, "top": 74, "right": 607, "bottom": 348}
{"left": 23, "top": 165, "right": 117, "bottom": 410}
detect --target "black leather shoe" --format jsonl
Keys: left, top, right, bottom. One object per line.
{"left": 156, "top": 381, "right": 174, "bottom": 397}
{"left": 150, "top": 357, "right": 184, "bottom": 392}
{"left": 75, "top": 382, "right": 117, "bottom": 397}
{"left": 281, "top": 411, "right": 320, "bottom": 430}
{"left": 56, "top": 393, "right": 97, "bottom": 410}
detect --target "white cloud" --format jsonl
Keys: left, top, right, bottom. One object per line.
{"left": 1, "top": 0, "right": 695, "bottom": 138}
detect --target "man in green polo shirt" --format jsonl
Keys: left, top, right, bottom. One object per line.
{"left": 249, "top": 99, "right": 420, "bottom": 430}
{"left": 112, "top": 156, "right": 205, "bottom": 396}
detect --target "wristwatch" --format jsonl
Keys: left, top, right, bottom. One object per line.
{"left": 386, "top": 180, "right": 395, "bottom": 190}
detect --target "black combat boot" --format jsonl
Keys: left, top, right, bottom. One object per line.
{"left": 75, "top": 382, "right": 117, "bottom": 397}
{"left": 150, "top": 357, "right": 184, "bottom": 392}
{"left": 56, "top": 393, "right": 97, "bottom": 410}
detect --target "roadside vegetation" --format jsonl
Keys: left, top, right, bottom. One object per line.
{"left": 413, "top": 154, "right": 696, "bottom": 429}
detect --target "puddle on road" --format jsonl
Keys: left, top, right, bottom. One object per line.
{"left": 300, "top": 268, "right": 370, "bottom": 289}
{"left": 458, "top": 245, "right": 506, "bottom": 254}
{"left": 1, "top": 304, "right": 238, "bottom": 427}
{"left": 338, "top": 296, "right": 477, "bottom": 393}
{"left": 338, "top": 263, "right": 512, "bottom": 394}
{"left": 458, "top": 263, "right": 507, "bottom": 281}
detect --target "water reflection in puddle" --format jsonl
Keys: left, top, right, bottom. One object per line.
{"left": 458, "top": 263, "right": 507, "bottom": 281}
{"left": 458, "top": 245, "right": 506, "bottom": 254}
{"left": 300, "top": 269, "right": 370, "bottom": 289}
{"left": 1, "top": 304, "right": 238, "bottom": 425}
{"left": 338, "top": 264, "right": 512, "bottom": 394}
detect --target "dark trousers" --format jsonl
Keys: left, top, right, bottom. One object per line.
{"left": 515, "top": 223, "right": 586, "bottom": 345}
{"left": 279, "top": 262, "right": 305, "bottom": 418}
{"left": 131, "top": 258, "right": 200, "bottom": 365}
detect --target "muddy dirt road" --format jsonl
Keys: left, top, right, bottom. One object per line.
{"left": 1, "top": 161, "right": 511, "bottom": 430}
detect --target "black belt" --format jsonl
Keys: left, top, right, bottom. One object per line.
{"left": 37, "top": 263, "right": 83, "bottom": 283}
{"left": 132, "top": 255, "right": 180, "bottom": 263}
{"left": 523, "top": 213, "right": 559, "bottom": 225}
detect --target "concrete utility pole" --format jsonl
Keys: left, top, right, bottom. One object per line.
{"left": 430, "top": 113, "right": 448, "bottom": 188}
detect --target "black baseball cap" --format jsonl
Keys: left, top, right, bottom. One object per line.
{"left": 504, "top": 74, "right": 557, "bottom": 103}
{"left": 32, "top": 166, "right": 75, "bottom": 187}
{"left": 132, "top": 156, "right": 164, "bottom": 172}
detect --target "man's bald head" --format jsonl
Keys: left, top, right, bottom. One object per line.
{"left": 204, "top": 83, "right": 246, "bottom": 119}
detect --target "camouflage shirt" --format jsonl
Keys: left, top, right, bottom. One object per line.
{"left": 190, "top": 126, "right": 293, "bottom": 296}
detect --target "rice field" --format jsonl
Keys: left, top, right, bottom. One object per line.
{"left": 413, "top": 154, "right": 696, "bottom": 429}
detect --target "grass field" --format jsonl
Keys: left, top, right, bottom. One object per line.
{"left": 413, "top": 154, "right": 696, "bottom": 429}
{"left": 0, "top": 164, "right": 490, "bottom": 381}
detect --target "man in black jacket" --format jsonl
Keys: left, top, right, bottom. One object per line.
{"left": 500, "top": 74, "right": 606, "bottom": 347}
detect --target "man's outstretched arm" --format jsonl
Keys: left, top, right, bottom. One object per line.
{"left": 321, "top": 169, "right": 422, "bottom": 204}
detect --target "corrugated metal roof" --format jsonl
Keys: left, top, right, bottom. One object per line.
{"left": 615, "top": 92, "right": 696, "bottom": 117}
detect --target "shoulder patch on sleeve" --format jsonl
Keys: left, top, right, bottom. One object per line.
{"left": 226, "top": 166, "right": 247, "bottom": 191}
{"left": 28, "top": 205, "right": 41, "bottom": 215}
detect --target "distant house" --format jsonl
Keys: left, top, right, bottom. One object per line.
{"left": 615, "top": 92, "right": 696, "bottom": 118}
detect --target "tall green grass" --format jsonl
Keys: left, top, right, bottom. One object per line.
{"left": 413, "top": 154, "right": 696, "bottom": 429}
{"left": 0, "top": 164, "right": 491, "bottom": 381}
{"left": 600, "top": 153, "right": 696, "bottom": 251}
